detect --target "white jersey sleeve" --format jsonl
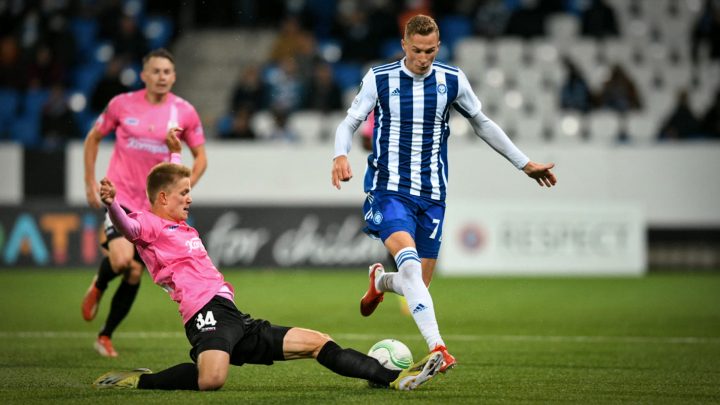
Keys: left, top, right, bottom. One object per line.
{"left": 334, "top": 69, "right": 378, "bottom": 158}
{"left": 452, "top": 69, "right": 482, "bottom": 118}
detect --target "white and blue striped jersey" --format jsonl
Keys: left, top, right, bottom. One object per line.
{"left": 347, "top": 58, "right": 482, "bottom": 202}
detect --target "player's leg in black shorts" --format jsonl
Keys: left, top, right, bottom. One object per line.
{"left": 185, "top": 296, "right": 290, "bottom": 365}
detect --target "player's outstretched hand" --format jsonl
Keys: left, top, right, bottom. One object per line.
{"left": 166, "top": 127, "right": 183, "bottom": 154}
{"left": 523, "top": 161, "right": 557, "bottom": 187}
{"left": 332, "top": 155, "right": 353, "bottom": 189}
{"left": 99, "top": 177, "right": 116, "bottom": 206}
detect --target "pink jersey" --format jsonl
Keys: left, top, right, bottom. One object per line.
{"left": 95, "top": 89, "right": 205, "bottom": 212}
{"left": 126, "top": 210, "right": 233, "bottom": 324}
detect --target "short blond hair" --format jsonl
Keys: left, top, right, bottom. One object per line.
{"left": 404, "top": 14, "right": 440, "bottom": 39}
{"left": 146, "top": 163, "right": 191, "bottom": 204}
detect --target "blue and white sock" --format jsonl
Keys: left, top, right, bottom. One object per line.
{"left": 394, "top": 247, "right": 444, "bottom": 350}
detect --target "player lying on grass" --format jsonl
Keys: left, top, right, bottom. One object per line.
{"left": 92, "top": 133, "right": 443, "bottom": 391}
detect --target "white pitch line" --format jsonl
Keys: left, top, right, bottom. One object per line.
{"left": 0, "top": 331, "right": 718, "bottom": 345}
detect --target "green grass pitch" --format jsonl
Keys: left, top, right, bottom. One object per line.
{"left": 1, "top": 270, "right": 719, "bottom": 404}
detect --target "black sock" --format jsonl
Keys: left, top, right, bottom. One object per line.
{"left": 138, "top": 363, "right": 199, "bottom": 390}
{"left": 94, "top": 257, "right": 118, "bottom": 291}
{"left": 316, "top": 341, "right": 400, "bottom": 387}
{"left": 99, "top": 280, "right": 139, "bottom": 338}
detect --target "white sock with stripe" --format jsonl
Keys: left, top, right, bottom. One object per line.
{"left": 394, "top": 247, "right": 444, "bottom": 350}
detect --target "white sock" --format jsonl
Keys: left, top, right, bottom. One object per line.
{"left": 394, "top": 247, "right": 445, "bottom": 350}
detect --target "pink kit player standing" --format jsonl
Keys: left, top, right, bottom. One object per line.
{"left": 81, "top": 48, "right": 208, "bottom": 358}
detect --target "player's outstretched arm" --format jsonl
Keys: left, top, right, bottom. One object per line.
{"left": 522, "top": 161, "right": 557, "bottom": 187}
{"left": 99, "top": 177, "right": 142, "bottom": 239}
{"left": 332, "top": 155, "right": 353, "bottom": 189}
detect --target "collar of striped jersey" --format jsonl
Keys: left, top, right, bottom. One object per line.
{"left": 400, "top": 57, "right": 434, "bottom": 80}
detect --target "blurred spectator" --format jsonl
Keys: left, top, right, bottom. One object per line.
{"left": 219, "top": 106, "right": 257, "bottom": 141}
{"left": 398, "top": 0, "right": 432, "bottom": 35}
{"left": 595, "top": 64, "right": 642, "bottom": 112}
{"left": 0, "top": 35, "right": 23, "bottom": 88}
{"left": 504, "top": 0, "right": 547, "bottom": 38}
{"left": 472, "top": 0, "right": 511, "bottom": 39}
{"left": 700, "top": 90, "right": 720, "bottom": 139}
{"left": 25, "top": 43, "right": 67, "bottom": 89}
{"left": 90, "top": 57, "right": 131, "bottom": 114}
{"left": 266, "top": 56, "right": 305, "bottom": 114}
{"left": 112, "top": 15, "right": 147, "bottom": 62}
{"left": 40, "top": 83, "right": 79, "bottom": 149}
{"left": 268, "top": 16, "right": 316, "bottom": 73}
{"left": 97, "top": 0, "right": 125, "bottom": 40}
{"left": 43, "top": 12, "right": 76, "bottom": 70}
{"left": 230, "top": 64, "right": 267, "bottom": 112}
{"left": 559, "top": 57, "right": 593, "bottom": 113}
{"left": 658, "top": 89, "right": 702, "bottom": 140}
{"left": 691, "top": 0, "right": 720, "bottom": 62}
{"left": 580, "top": 0, "right": 619, "bottom": 39}
{"left": 333, "top": 7, "right": 377, "bottom": 62}
{"left": 304, "top": 62, "right": 342, "bottom": 112}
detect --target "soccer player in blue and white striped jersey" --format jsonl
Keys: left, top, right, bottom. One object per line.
{"left": 331, "top": 14, "right": 557, "bottom": 373}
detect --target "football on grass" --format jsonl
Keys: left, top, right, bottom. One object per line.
{"left": 367, "top": 339, "right": 413, "bottom": 370}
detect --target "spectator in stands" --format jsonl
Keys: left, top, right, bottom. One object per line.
{"left": 25, "top": 43, "right": 67, "bottom": 89}
{"left": 595, "top": 64, "right": 642, "bottom": 112}
{"left": 700, "top": 90, "right": 720, "bottom": 139}
{"left": 0, "top": 35, "right": 23, "bottom": 89}
{"left": 658, "top": 89, "right": 702, "bottom": 140}
{"left": 471, "top": 0, "right": 512, "bottom": 39}
{"left": 112, "top": 15, "right": 148, "bottom": 62}
{"left": 219, "top": 106, "right": 257, "bottom": 141}
{"left": 504, "top": 0, "right": 547, "bottom": 38}
{"left": 580, "top": 0, "right": 619, "bottom": 39}
{"left": 41, "top": 83, "right": 80, "bottom": 149}
{"left": 90, "top": 57, "right": 131, "bottom": 114}
{"left": 559, "top": 57, "right": 593, "bottom": 113}
{"left": 266, "top": 56, "right": 305, "bottom": 114}
{"left": 304, "top": 62, "right": 342, "bottom": 112}
{"left": 230, "top": 64, "right": 267, "bottom": 113}
{"left": 333, "top": 7, "right": 378, "bottom": 62}
{"left": 691, "top": 0, "right": 720, "bottom": 62}
{"left": 268, "top": 16, "right": 316, "bottom": 78}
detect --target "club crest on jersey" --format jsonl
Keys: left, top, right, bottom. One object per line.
{"left": 372, "top": 211, "right": 383, "bottom": 225}
{"left": 437, "top": 84, "right": 447, "bottom": 94}
{"left": 124, "top": 117, "right": 139, "bottom": 126}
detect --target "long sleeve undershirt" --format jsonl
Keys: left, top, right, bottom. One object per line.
{"left": 333, "top": 111, "right": 529, "bottom": 170}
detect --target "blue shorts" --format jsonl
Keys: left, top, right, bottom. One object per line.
{"left": 363, "top": 191, "right": 446, "bottom": 259}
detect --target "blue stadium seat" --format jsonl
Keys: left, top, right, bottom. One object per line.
{"left": 70, "top": 18, "right": 99, "bottom": 63}
{"left": 75, "top": 110, "right": 97, "bottom": 135}
{"left": 332, "top": 62, "right": 363, "bottom": 92}
{"left": 143, "top": 16, "right": 174, "bottom": 49}
{"left": 0, "top": 88, "right": 19, "bottom": 137}
{"left": 438, "top": 15, "right": 473, "bottom": 59}
{"left": 23, "top": 89, "right": 50, "bottom": 117}
{"left": 72, "top": 62, "right": 106, "bottom": 96}
{"left": 10, "top": 117, "right": 41, "bottom": 148}
{"left": 216, "top": 114, "right": 233, "bottom": 137}
{"left": 381, "top": 39, "right": 403, "bottom": 60}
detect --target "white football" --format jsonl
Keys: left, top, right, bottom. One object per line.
{"left": 367, "top": 339, "right": 414, "bottom": 370}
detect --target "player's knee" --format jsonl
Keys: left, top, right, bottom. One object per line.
{"left": 312, "top": 332, "right": 333, "bottom": 357}
{"left": 110, "top": 257, "right": 134, "bottom": 272}
{"left": 197, "top": 372, "right": 226, "bottom": 391}
{"left": 125, "top": 264, "right": 142, "bottom": 284}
